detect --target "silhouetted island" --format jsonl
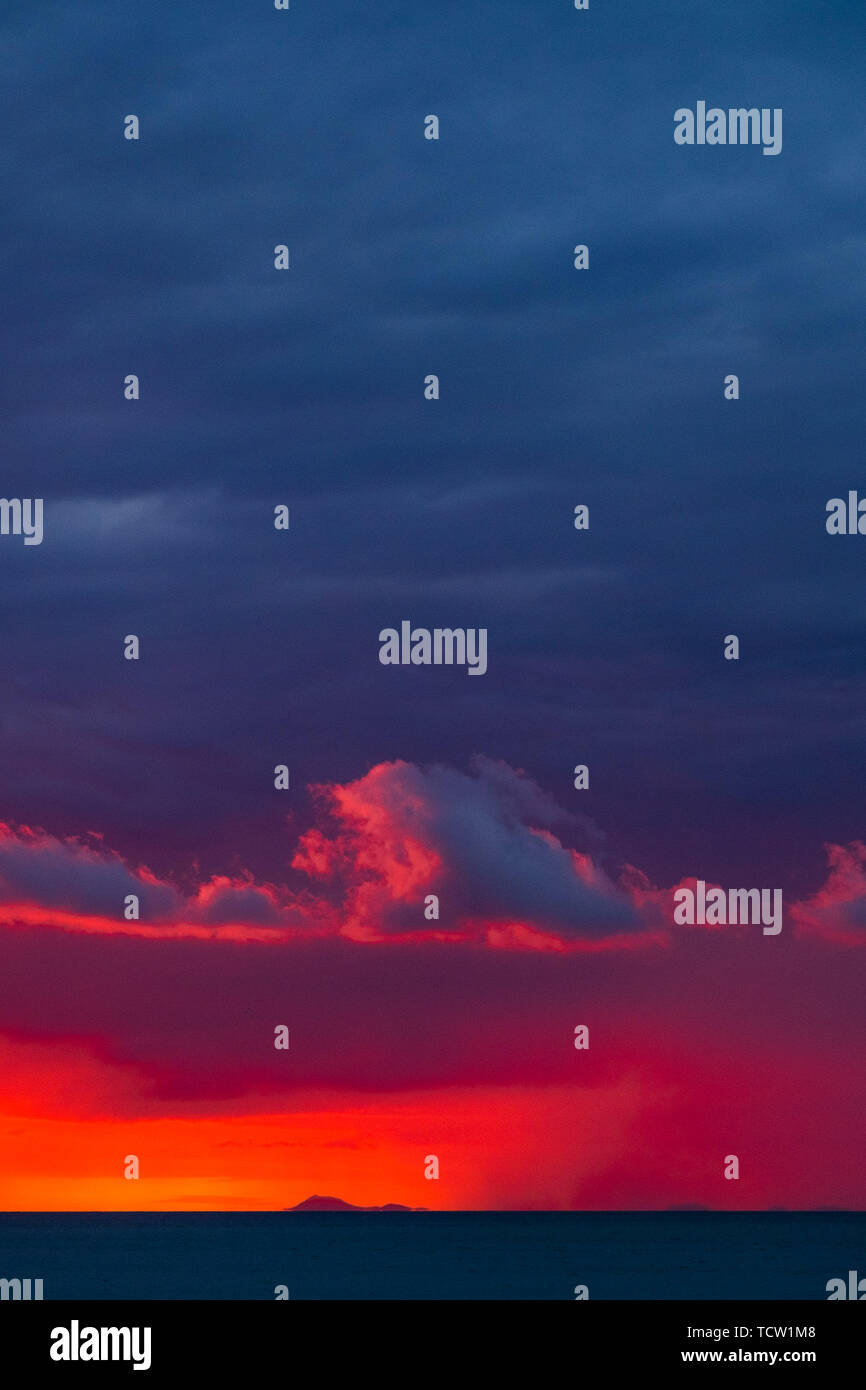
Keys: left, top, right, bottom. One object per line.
{"left": 284, "top": 1194, "right": 428, "bottom": 1212}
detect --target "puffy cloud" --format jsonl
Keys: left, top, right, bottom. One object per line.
{"left": 790, "top": 841, "right": 866, "bottom": 944}
{"left": 3, "top": 769, "right": 866, "bottom": 956}
{"left": 0, "top": 824, "right": 298, "bottom": 936}
{"left": 293, "top": 758, "right": 640, "bottom": 940}
{"left": 0, "top": 823, "right": 180, "bottom": 920}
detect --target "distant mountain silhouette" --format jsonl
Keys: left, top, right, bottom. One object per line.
{"left": 284, "top": 1194, "right": 428, "bottom": 1212}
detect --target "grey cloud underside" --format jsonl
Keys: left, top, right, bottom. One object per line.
{"left": 359, "top": 759, "right": 637, "bottom": 935}
{"left": 0, "top": 839, "right": 177, "bottom": 918}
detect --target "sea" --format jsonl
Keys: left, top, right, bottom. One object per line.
{"left": 0, "top": 1212, "right": 862, "bottom": 1299}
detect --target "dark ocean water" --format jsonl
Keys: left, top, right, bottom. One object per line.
{"left": 0, "top": 1212, "right": 861, "bottom": 1300}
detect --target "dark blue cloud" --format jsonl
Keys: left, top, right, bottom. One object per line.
{"left": 0, "top": 0, "right": 863, "bottom": 894}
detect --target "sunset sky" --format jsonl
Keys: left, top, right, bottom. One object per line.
{"left": 0, "top": 0, "right": 865, "bottom": 1210}
{"left": 1, "top": 760, "right": 865, "bottom": 1210}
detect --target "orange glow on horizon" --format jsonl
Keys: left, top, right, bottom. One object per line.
{"left": 0, "top": 1080, "right": 651, "bottom": 1212}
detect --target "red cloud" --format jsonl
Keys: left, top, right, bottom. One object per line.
{"left": 294, "top": 758, "right": 640, "bottom": 941}
{"left": 1, "top": 765, "right": 865, "bottom": 954}
{"left": 790, "top": 841, "right": 866, "bottom": 944}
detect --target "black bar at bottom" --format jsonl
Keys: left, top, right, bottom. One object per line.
{"left": 0, "top": 1300, "right": 859, "bottom": 1377}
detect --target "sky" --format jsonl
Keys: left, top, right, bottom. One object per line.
{"left": 0, "top": 0, "right": 865, "bottom": 1210}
